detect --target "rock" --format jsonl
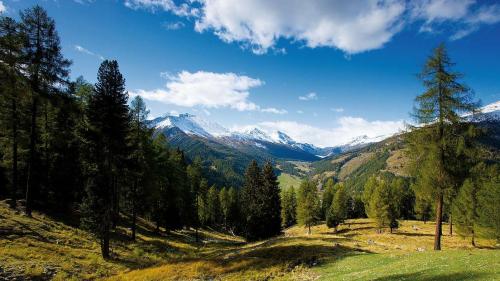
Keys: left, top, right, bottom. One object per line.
{"left": 416, "top": 247, "right": 426, "bottom": 252}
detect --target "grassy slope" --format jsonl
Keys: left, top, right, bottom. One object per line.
{"left": 1, "top": 201, "right": 498, "bottom": 281}
{"left": 278, "top": 173, "right": 302, "bottom": 191}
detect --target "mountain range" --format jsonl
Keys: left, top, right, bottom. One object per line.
{"left": 149, "top": 101, "right": 500, "bottom": 186}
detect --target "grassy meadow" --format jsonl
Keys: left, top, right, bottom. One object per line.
{"left": 1, "top": 201, "right": 498, "bottom": 281}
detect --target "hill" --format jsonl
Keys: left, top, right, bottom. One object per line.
{"left": 310, "top": 119, "right": 500, "bottom": 195}
{"left": 1, "top": 201, "right": 498, "bottom": 281}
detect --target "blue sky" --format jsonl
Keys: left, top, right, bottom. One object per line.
{"left": 1, "top": 0, "right": 499, "bottom": 146}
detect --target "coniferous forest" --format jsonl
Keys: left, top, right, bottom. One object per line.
{"left": 1, "top": 4, "right": 499, "bottom": 281}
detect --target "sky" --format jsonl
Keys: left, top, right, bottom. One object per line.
{"left": 1, "top": 0, "right": 500, "bottom": 147}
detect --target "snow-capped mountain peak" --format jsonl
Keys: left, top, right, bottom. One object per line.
{"left": 272, "top": 131, "right": 296, "bottom": 145}
{"left": 151, "top": 113, "right": 229, "bottom": 138}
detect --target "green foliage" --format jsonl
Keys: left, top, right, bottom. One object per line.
{"left": 241, "top": 161, "right": 282, "bottom": 240}
{"left": 321, "top": 178, "right": 335, "bottom": 219}
{"left": 363, "top": 175, "right": 402, "bottom": 232}
{"left": 296, "top": 179, "right": 320, "bottom": 234}
{"left": 326, "top": 184, "right": 348, "bottom": 231}
{"left": 477, "top": 164, "right": 500, "bottom": 242}
{"left": 408, "top": 43, "right": 480, "bottom": 249}
{"left": 281, "top": 186, "right": 297, "bottom": 228}
{"left": 207, "top": 185, "right": 221, "bottom": 226}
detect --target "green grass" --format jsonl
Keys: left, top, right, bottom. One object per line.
{"left": 278, "top": 173, "right": 302, "bottom": 191}
{"left": 1, "top": 201, "right": 499, "bottom": 281}
{"left": 315, "top": 249, "right": 500, "bottom": 280}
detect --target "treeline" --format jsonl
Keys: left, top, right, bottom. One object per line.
{"left": 0, "top": 6, "right": 286, "bottom": 258}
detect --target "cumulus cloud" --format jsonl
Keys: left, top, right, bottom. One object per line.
{"left": 74, "top": 45, "right": 104, "bottom": 60}
{"left": 130, "top": 71, "right": 286, "bottom": 114}
{"left": 0, "top": 1, "right": 6, "bottom": 13}
{"left": 193, "top": 0, "right": 405, "bottom": 54}
{"left": 125, "top": 0, "right": 500, "bottom": 54}
{"left": 254, "top": 116, "right": 406, "bottom": 147}
{"left": 299, "top": 92, "right": 318, "bottom": 101}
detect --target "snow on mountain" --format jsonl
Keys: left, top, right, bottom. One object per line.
{"left": 469, "top": 101, "right": 500, "bottom": 122}
{"left": 271, "top": 131, "right": 296, "bottom": 145}
{"left": 152, "top": 113, "right": 230, "bottom": 138}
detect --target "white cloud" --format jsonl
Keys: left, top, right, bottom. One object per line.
{"left": 125, "top": 0, "right": 500, "bottom": 54}
{"left": 0, "top": 1, "right": 6, "bottom": 13}
{"left": 297, "top": 110, "right": 304, "bottom": 114}
{"left": 124, "top": 0, "right": 199, "bottom": 17}
{"left": 74, "top": 45, "right": 104, "bottom": 60}
{"left": 412, "top": 0, "right": 500, "bottom": 40}
{"left": 193, "top": 0, "right": 406, "bottom": 54}
{"left": 130, "top": 70, "right": 286, "bottom": 114}
{"left": 163, "top": 21, "right": 185, "bottom": 30}
{"left": 255, "top": 116, "right": 406, "bottom": 147}
{"left": 331, "top": 107, "right": 344, "bottom": 113}
{"left": 261, "top": 108, "right": 288, "bottom": 114}
{"left": 299, "top": 92, "right": 318, "bottom": 101}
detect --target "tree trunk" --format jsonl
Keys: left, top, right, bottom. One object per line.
{"left": 471, "top": 229, "right": 475, "bottom": 247}
{"left": 10, "top": 91, "right": 18, "bottom": 209}
{"left": 131, "top": 180, "right": 137, "bottom": 241}
{"left": 308, "top": 224, "right": 311, "bottom": 235}
{"left": 449, "top": 212, "right": 453, "bottom": 237}
{"left": 101, "top": 234, "right": 110, "bottom": 259}
{"left": 25, "top": 96, "right": 38, "bottom": 217}
{"left": 434, "top": 194, "right": 444, "bottom": 250}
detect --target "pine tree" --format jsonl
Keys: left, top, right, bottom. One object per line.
{"left": 187, "top": 157, "right": 203, "bottom": 241}
{"left": 261, "top": 162, "right": 281, "bottom": 237}
{"left": 297, "top": 179, "right": 320, "bottom": 234}
{"left": 408, "top": 44, "right": 478, "bottom": 250}
{"left": 321, "top": 178, "right": 335, "bottom": 219}
{"left": 198, "top": 179, "right": 210, "bottom": 227}
{"left": 241, "top": 160, "right": 264, "bottom": 240}
{"left": 219, "top": 187, "right": 230, "bottom": 229}
{"left": 363, "top": 176, "right": 402, "bottom": 233}
{"left": 477, "top": 164, "right": 500, "bottom": 243}
{"left": 227, "top": 186, "right": 240, "bottom": 232}
{"left": 281, "top": 186, "right": 297, "bottom": 228}
{"left": 0, "top": 16, "right": 27, "bottom": 209}
{"left": 81, "top": 60, "right": 129, "bottom": 258}
{"left": 207, "top": 185, "right": 220, "bottom": 226}
{"left": 327, "top": 184, "right": 348, "bottom": 232}
{"left": 453, "top": 178, "right": 479, "bottom": 246}
{"left": 20, "top": 6, "right": 71, "bottom": 216}
{"left": 127, "top": 96, "right": 150, "bottom": 240}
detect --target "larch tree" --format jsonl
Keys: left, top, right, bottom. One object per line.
{"left": 0, "top": 16, "right": 26, "bottom": 209}
{"left": 241, "top": 160, "right": 264, "bottom": 241}
{"left": 321, "top": 178, "right": 335, "bottom": 219}
{"left": 281, "top": 186, "right": 297, "bottom": 228}
{"left": 20, "top": 6, "right": 71, "bottom": 216}
{"left": 297, "top": 179, "right": 320, "bottom": 235}
{"left": 407, "top": 44, "right": 478, "bottom": 250}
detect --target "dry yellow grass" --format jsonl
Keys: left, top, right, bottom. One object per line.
{"left": 338, "top": 152, "right": 374, "bottom": 180}
{"left": 1, "top": 201, "right": 498, "bottom": 281}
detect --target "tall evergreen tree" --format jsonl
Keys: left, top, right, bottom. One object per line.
{"left": 187, "top": 157, "right": 203, "bottom": 241}
{"left": 207, "top": 185, "right": 221, "bottom": 226}
{"left": 477, "top": 164, "right": 500, "bottom": 243}
{"left": 281, "top": 186, "right": 297, "bottom": 228}
{"left": 81, "top": 60, "right": 129, "bottom": 258}
{"left": 321, "top": 179, "right": 335, "bottom": 219}
{"left": 326, "top": 184, "right": 348, "bottom": 232}
{"left": 241, "top": 160, "right": 264, "bottom": 241}
{"left": 0, "top": 16, "right": 26, "bottom": 208}
{"left": 127, "top": 96, "right": 150, "bottom": 240}
{"left": 296, "top": 180, "right": 320, "bottom": 234}
{"left": 408, "top": 44, "right": 478, "bottom": 250}
{"left": 20, "top": 6, "right": 71, "bottom": 216}
{"left": 261, "top": 162, "right": 281, "bottom": 237}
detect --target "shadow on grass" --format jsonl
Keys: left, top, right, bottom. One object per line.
{"left": 392, "top": 232, "right": 434, "bottom": 237}
{"left": 371, "top": 271, "right": 490, "bottom": 281}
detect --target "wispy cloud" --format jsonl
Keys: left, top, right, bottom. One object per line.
{"left": 163, "top": 21, "right": 185, "bottom": 30}
{"left": 331, "top": 107, "right": 344, "bottom": 113}
{"left": 299, "top": 92, "right": 318, "bottom": 101}
{"left": 74, "top": 45, "right": 104, "bottom": 60}
{"left": 0, "top": 1, "right": 6, "bottom": 13}
{"left": 130, "top": 71, "right": 287, "bottom": 114}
